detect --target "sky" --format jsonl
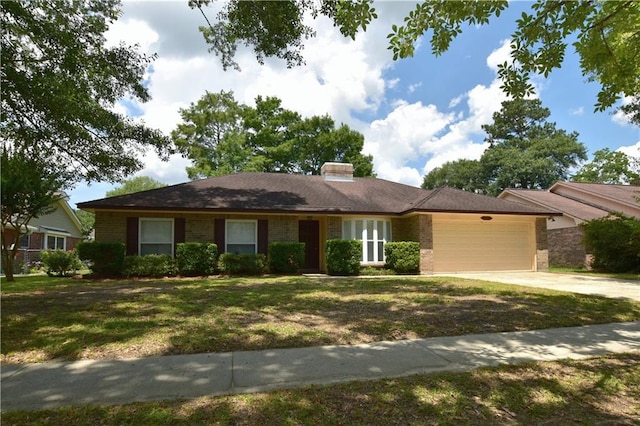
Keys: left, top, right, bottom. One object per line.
{"left": 69, "top": 0, "right": 640, "bottom": 208}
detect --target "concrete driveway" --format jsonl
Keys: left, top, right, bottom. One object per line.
{"left": 437, "top": 272, "right": 640, "bottom": 301}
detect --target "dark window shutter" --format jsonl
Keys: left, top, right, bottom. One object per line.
{"left": 174, "top": 218, "right": 186, "bottom": 254}
{"left": 126, "top": 217, "right": 139, "bottom": 256}
{"left": 214, "top": 218, "right": 225, "bottom": 253}
{"left": 257, "top": 219, "right": 268, "bottom": 254}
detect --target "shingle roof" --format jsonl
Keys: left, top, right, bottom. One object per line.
{"left": 551, "top": 182, "right": 640, "bottom": 210}
{"left": 78, "top": 173, "right": 558, "bottom": 216}
{"left": 499, "top": 189, "right": 609, "bottom": 221}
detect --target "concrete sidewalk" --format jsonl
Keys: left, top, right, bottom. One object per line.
{"left": 2, "top": 321, "right": 639, "bottom": 412}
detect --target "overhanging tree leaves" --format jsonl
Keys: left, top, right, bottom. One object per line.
{"left": 421, "top": 159, "right": 485, "bottom": 192}
{"left": 106, "top": 176, "right": 167, "bottom": 198}
{"left": 1, "top": 0, "right": 171, "bottom": 184}
{"left": 1, "top": 148, "right": 67, "bottom": 281}
{"left": 172, "top": 91, "right": 374, "bottom": 178}
{"left": 192, "top": 0, "right": 640, "bottom": 123}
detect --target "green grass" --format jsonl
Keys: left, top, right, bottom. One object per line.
{"left": 2, "top": 275, "right": 639, "bottom": 363}
{"left": 3, "top": 352, "right": 639, "bottom": 425}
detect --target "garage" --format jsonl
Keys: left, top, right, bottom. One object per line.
{"left": 432, "top": 214, "right": 536, "bottom": 273}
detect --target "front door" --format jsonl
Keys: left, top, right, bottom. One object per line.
{"left": 298, "top": 220, "right": 320, "bottom": 271}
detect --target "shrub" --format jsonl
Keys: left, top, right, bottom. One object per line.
{"left": 385, "top": 241, "right": 420, "bottom": 274}
{"left": 326, "top": 239, "right": 361, "bottom": 276}
{"left": 581, "top": 213, "right": 640, "bottom": 273}
{"left": 76, "top": 242, "right": 125, "bottom": 277}
{"left": 176, "top": 242, "right": 218, "bottom": 276}
{"left": 123, "top": 255, "right": 176, "bottom": 278}
{"left": 268, "top": 242, "right": 305, "bottom": 274}
{"left": 40, "top": 250, "right": 82, "bottom": 277}
{"left": 218, "top": 253, "right": 266, "bottom": 275}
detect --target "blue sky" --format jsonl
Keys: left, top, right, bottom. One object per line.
{"left": 69, "top": 0, "right": 639, "bottom": 208}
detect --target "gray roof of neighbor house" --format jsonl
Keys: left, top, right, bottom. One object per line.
{"left": 499, "top": 189, "right": 609, "bottom": 222}
{"left": 78, "top": 173, "right": 559, "bottom": 216}
{"left": 550, "top": 181, "right": 640, "bottom": 211}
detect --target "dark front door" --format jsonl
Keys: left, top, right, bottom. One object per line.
{"left": 299, "top": 220, "right": 320, "bottom": 271}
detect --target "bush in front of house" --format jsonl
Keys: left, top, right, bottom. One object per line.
{"left": 326, "top": 239, "right": 361, "bottom": 276}
{"left": 581, "top": 213, "right": 640, "bottom": 273}
{"left": 40, "top": 249, "right": 82, "bottom": 277}
{"left": 176, "top": 242, "right": 218, "bottom": 276}
{"left": 268, "top": 242, "right": 305, "bottom": 274}
{"left": 123, "top": 255, "right": 176, "bottom": 278}
{"left": 76, "top": 242, "right": 125, "bottom": 277}
{"left": 218, "top": 253, "right": 266, "bottom": 275}
{"left": 385, "top": 241, "right": 420, "bottom": 274}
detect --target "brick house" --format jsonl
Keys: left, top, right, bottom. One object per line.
{"left": 499, "top": 182, "right": 640, "bottom": 268}
{"left": 78, "top": 163, "right": 559, "bottom": 274}
{"left": 2, "top": 193, "right": 84, "bottom": 273}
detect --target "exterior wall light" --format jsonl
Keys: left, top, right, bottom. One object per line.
{"left": 480, "top": 216, "right": 493, "bottom": 221}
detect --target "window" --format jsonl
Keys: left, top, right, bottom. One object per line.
{"left": 19, "top": 234, "right": 30, "bottom": 249}
{"left": 140, "top": 219, "right": 173, "bottom": 255}
{"left": 226, "top": 220, "right": 257, "bottom": 254}
{"left": 342, "top": 219, "right": 392, "bottom": 263}
{"left": 45, "top": 235, "right": 65, "bottom": 250}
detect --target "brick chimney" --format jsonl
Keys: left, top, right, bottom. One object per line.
{"left": 321, "top": 162, "right": 354, "bottom": 182}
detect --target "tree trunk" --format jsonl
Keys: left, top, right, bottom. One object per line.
{"left": 1, "top": 230, "right": 17, "bottom": 282}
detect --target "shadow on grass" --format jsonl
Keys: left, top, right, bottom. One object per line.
{"left": 2, "top": 276, "right": 639, "bottom": 362}
{"left": 2, "top": 353, "right": 637, "bottom": 425}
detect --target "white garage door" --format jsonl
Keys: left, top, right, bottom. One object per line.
{"left": 433, "top": 218, "right": 534, "bottom": 273}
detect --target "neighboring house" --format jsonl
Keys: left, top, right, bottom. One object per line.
{"left": 78, "top": 163, "right": 559, "bottom": 274}
{"left": 499, "top": 182, "right": 640, "bottom": 268}
{"left": 2, "top": 193, "right": 84, "bottom": 272}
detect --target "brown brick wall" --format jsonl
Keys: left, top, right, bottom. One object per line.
{"left": 548, "top": 227, "right": 587, "bottom": 268}
{"left": 269, "top": 216, "right": 298, "bottom": 243}
{"left": 327, "top": 217, "right": 342, "bottom": 240}
{"left": 392, "top": 216, "right": 419, "bottom": 242}
{"left": 418, "top": 214, "right": 434, "bottom": 274}
{"left": 535, "top": 218, "right": 549, "bottom": 271}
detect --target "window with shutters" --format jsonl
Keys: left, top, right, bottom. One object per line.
{"left": 139, "top": 219, "right": 174, "bottom": 255}
{"left": 226, "top": 220, "right": 257, "bottom": 254}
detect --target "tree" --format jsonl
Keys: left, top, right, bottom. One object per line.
{"left": 191, "top": 0, "right": 640, "bottom": 123}
{"left": 74, "top": 209, "right": 96, "bottom": 238}
{"left": 1, "top": 0, "right": 171, "bottom": 184}
{"left": 172, "top": 91, "right": 374, "bottom": 178}
{"left": 1, "top": 148, "right": 67, "bottom": 281}
{"left": 106, "top": 176, "right": 167, "bottom": 198}
{"left": 480, "top": 99, "right": 587, "bottom": 195}
{"left": 422, "top": 99, "right": 587, "bottom": 195}
{"left": 421, "top": 159, "right": 485, "bottom": 192}
{"left": 573, "top": 148, "right": 640, "bottom": 185}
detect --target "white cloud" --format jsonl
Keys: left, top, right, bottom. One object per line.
{"left": 570, "top": 106, "right": 584, "bottom": 116}
{"left": 408, "top": 82, "right": 422, "bottom": 94}
{"left": 612, "top": 96, "right": 637, "bottom": 127}
{"left": 617, "top": 141, "right": 640, "bottom": 158}
{"left": 486, "top": 39, "right": 511, "bottom": 72}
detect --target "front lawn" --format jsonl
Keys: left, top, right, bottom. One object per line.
{"left": 2, "top": 275, "right": 639, "bottom": 364}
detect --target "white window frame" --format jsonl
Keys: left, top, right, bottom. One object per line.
{"left": 226, "top": 219, "right": 258, "bottom": 254}
{"left": 139, "top": 218, "right": 174, "bottom": 256}
{"left": 341, "top": 218, "right": 392, "bottom": 264}
{"left": 44, "top": 233, "right": 66, "bottom": 251}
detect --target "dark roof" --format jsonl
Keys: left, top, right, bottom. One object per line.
{"left": 499, "top": 189, "right": 609, "bottom": 221}
{"left": 78, "top": 173, "right": 558, "bottom": 216}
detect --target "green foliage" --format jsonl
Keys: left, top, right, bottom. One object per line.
{"left": 176, "top": 242, "right": 218, "bottom": 276}
{"left": 581, "top": 214, "right": 640, "bottom": 273}
{"left": 106, "top": 176, "right": 167, "bottom": 198}
{"left": 1, "top": 147, "right": 67, "bottom": 281}
{"left": 40, "top": 250, "right": 82, "bottom": 277}
{"left": 193, "top": 1, "right": 640, "bottom": 123}
{"left": 573, "top": 148, "right": 640, "bottom": 185}
{"left": 1, "top": 0, "right": 171, "bottom": 184}
{"left": 268, "top": 242, "right": 305, "bottom": 274}
{"left": 218, "top": 253, "right": 266, "bottom": 275}
{"left": 326, "top": 239, "right": 361, "bottom": 276}
{"left": 171, "top": 91, "right": 374, "bottom": 179}
{"left": 123, "top": 255, "right": 176, "bottom": 278}
{"left": 76, "top": 242, "right": 125, "bottom": 277}
{"left": 74, "top": 209, "right": 95, "bottom": 237}
{"left": 384, "top": 242, "right": 420, "bottom": 274}
{"left": 422, "top": 159, "right": 485, "bottom": 192}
